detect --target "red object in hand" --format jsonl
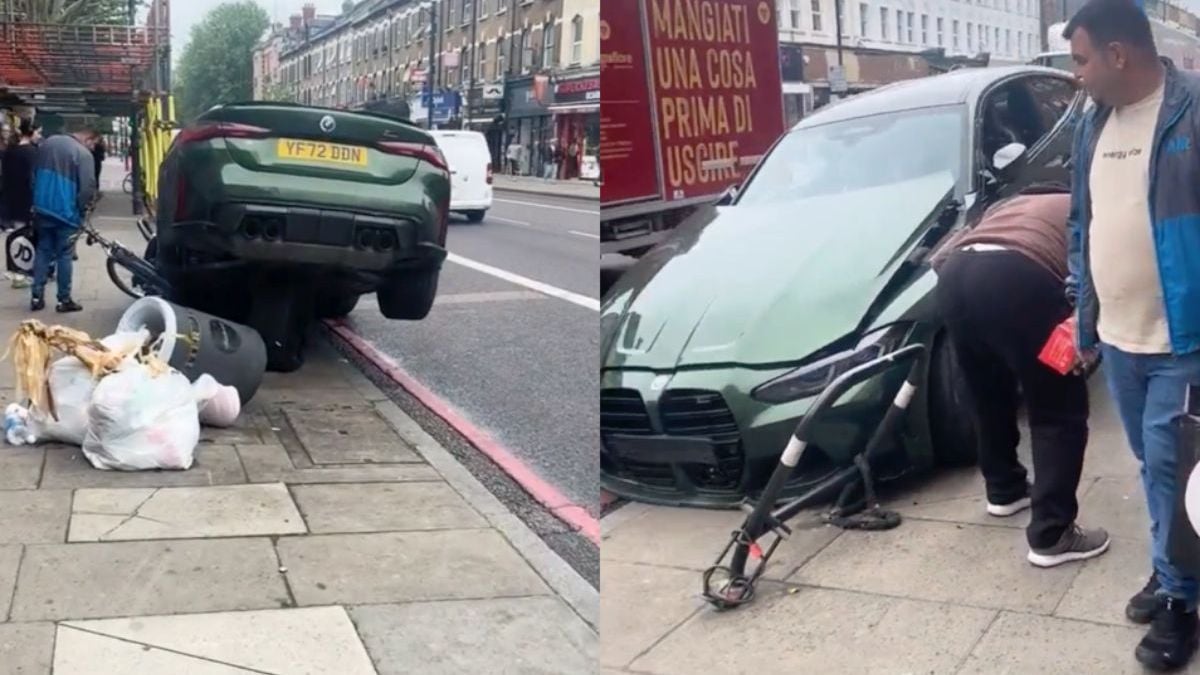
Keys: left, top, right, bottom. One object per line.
{"left": 1039, "top": 316, "right": 1078, "bottom": 375}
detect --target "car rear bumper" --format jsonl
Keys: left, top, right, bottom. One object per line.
{"left": 450, "top": 198, "right": 492, "bottom": 211}
{"left": 159, "top": 202, "right": 446, "bottom": 274}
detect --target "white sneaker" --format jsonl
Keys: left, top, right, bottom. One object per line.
{"left": 986, "top": 496, "right": 1031, "bottom": 517}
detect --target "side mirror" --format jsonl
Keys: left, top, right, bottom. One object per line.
{"left": 993, "top": 142, "right": 1027, "bottom": 171}
{"left": 716, "top": 184, "right": 739, "bottom": 206}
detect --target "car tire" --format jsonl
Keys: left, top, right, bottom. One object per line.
{"left": 315, "top": 292, "right": 360, "bottom": 320}
{"left": 466, "top": 210, "right": 486, "bottom": 223}
{"left": 928, "top": 334, "right": 982, "bottom": 467}
{"left": 378, "top": 269, "right": 439, "bottom": 320}
{"left": 248, "top": 278, "right": 310, "bottom": 373}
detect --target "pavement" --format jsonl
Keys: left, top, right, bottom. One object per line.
{"left": 340, "top": 192, "right": 600, "bottom": 582}
{"left": 493, "top": 174, "right": 600, "bottom": 201}
{"left": 600, "top": 372, "right": 1198, "bottom": 674}
{"left": 0, "top": 192, "right": 597, "bottom": 673}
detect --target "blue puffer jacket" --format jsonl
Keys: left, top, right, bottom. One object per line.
{"left": 1067, "top": 58, "right": 1200, "bottom": 356}
{"left": 31, "top": 133, "right": 95, "bottom": 229}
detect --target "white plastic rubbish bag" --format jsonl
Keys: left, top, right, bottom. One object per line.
{"left": 27, "top": 328, "right": 150, "bottom": 445}
{"left": 191, "top": 374, "right": 241, "bottom": 428}
{"left": 81, "top": 364, "right": 200, "bottom": 471}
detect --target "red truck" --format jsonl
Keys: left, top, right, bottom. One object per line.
{"left": 600, "top": 0, "right": 786, "bottom": 257}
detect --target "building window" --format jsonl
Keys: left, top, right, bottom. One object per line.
{"left": 880, "top": 7, "right": 888, "bottom": 40}
{"left": 906, "top": 11, "right": 913, "bottom": 43}
{"left": 1005, "top": 29, "right": 1011, "bottom": 55}
{"left": 859, "top": 3, "right": 868, "bottom": 37}
{"left": 920, "top": 14, "right": 927, "bottom": 44}
{"left": 523, "top": 29, "right": 534, "bottom": 72}
{"left": 544, "top": 21, "right": 556, "bottom": 68}
{"left": 791, "top": 9, "right": 801, "bottom": 28}
{"left": 895, "top": 9, "right": 903, "bottom": 41}
{"left": 811, "top": 0, "right": 822, "bottom": 32}
{"left": 952, "top": 19, "right": 959, "bottom": 50}
{"left": 571, "top": 15, "right": 583, "bottom": 64}
{"left": 994, "top": 27, "right": 1000, "bottom": 52}
{"left": 967, "top": 22, "right": 973, "bottom": 52}
{"left": 496, "top": 36, "right": 506, "bottom": 78}
{"left": 461, "top": 0, "right": 472, "bottom": 25}
{"left": 979, "top": 24, "right": 986, "bottom": 50}
{"left": 478, "top": 42, "right": 487, "bottom": 80}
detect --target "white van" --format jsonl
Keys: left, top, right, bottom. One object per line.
{"left": 430, "top": 130, "right": 493, "bottom": 223}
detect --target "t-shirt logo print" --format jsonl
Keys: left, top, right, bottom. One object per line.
{"left": 1101, "top": 147, "right": 1143, "bottom": 160}
{"left": 1166, "top": 135, "right": 1192, "bottom": 156}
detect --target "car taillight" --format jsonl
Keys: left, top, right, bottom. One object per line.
{"left": 377, "top": 141, "right": 449, "bottom": 172}
{"left": 174, "top": 122, "right": 270, "bottom": 146}
{"left": 486, "top": 162, "right": 493, "bottom": 185}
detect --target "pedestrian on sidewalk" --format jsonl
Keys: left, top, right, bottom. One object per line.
{"left": 932, "top": 183, "right": 1108, "bottom": 568}
{"left": 92, "top": 136, "right": 106, "bottom": 188}
{"left": 2, "top": 119, "right": 42, "bottom": 290}
{"left": 1064, "top": 0, "right": 1200, "bottom": 669}
{"left": 29, "top": 126, "right": 97, "bottom": 313}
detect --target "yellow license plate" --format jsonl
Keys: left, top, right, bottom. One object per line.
{"left": 276, "top": 139, "right": 368, "bottom": 166}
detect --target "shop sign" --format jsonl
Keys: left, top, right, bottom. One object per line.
{"left": 505, "top": 75, "right": 554, "bottom": 118}
{"left": 467, "top": 86, "right": 503, "bottom": 117}
{"left": 554, "top": 75, "right": 600, "bottom": 106}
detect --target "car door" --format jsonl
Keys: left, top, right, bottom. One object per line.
{"left": 985, "top": 74, "right": 1087, "bottom": 200}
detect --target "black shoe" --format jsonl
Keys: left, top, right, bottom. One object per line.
{"left": 1129, "top": 574, "right": 1163, "bottom": 624}
{"left": 29, "top": 297, "right": 44, "bottom": 312}
{"left": 55, "top": 300, "right": 82, "bottom": 313}
{"left": 1136, "top": 596, "right": 1200, "bottom": 671}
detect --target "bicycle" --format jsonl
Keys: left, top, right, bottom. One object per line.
{"left": 122, "top": 172, "right": 133, "bottom": 195}
{"left": 78, "top": 199, "right": 168, "bottom": 300}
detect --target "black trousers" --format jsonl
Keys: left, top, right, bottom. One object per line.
{"left": 936, "top": 249, "right": 1089, "bottom": 549}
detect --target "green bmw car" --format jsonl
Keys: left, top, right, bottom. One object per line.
{"left": 600, "top": 66, "right": 1088, "bottom": 507}
{"left": 155, "top": 102, "right": 451, "bottom": 371}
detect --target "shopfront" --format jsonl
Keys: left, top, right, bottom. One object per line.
{"left": 550, "top": 69, "right": 599, "bottom": 180}
{"left": 405, "top": 89, "right": 462, "bottom": 129}
{"left": 502, "top": 74, "right": 554, "bottom": 177}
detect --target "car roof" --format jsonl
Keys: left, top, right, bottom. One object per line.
{"left": 792, "top": 65, "right": 1075, "bottom": 129}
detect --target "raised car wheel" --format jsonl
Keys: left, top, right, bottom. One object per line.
{"left": 248, "top": 278, "right": 310, "bottom": 373}
{"left": 466, "top": 210, "right": 486, "bottom": 223}
{"left": 927, "top": 334, "right": 982, "bottom": 467}
{"left": 378, "top": 269, "right": 439, "bottom": 321}
{"left": 315, "top": 292, "right": 360, "bottom": 320}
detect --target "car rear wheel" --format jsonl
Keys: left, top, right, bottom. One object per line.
{"left": 465, "top": 210, "right": 486, "bottom": 223}
{"left": 928, "top": 334, "right": 982, "bottom": 467}
{"left": 378, "top": 269, "right": 439, "bottom": 320}
{"left": 316, "top": 292, "right": 359, "bottom": 320}
{"left": 248, "top": 277, "right": 311, "bottom": 372}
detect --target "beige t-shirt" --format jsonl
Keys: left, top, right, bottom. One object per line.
{"left": 1088, "top": 83, "right": 1170, "bottom": 354}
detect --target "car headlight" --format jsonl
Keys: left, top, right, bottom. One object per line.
{"left": 750, "top": 324, "right": 913, "bottom": 404}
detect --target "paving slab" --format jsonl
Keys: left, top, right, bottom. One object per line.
{"left": 791, "top": 519, "right": 1079, "bottom": 613}
{"left": 1055, "top": 536, "right": 1153, "bottom": 626}
{"left": 0, "top": 489, "right": 71, "bottom": 544}
{"left": 60, "top": 606, "right": 376, "bottom": 675}
{"left": 350, "top": 597, "right": 595, "bottom": 674}
{"left": 896, "top": 475, "right": 1099, "bottom": 531}
{"left": 0, "top": 445, "right": 43, "bottom": 490}
{"left": 599, "top": 562, "right": 704, "bottom": 669}
{"left": 957, "top": 611, "right": 1146, "bottom": 674}
{"left": 0, "top": 621, "right": 53, "bottom": 674}
{"left": 291, "top": 482, "right": 485, "bottom": 533}
{"left": 602, "top": 505, "right": 840, "bottom": 580}
{"left": 630, "top": 582, "right": 996, "bottom": 675}
{"left": 11, "top": 538, "right": 289, "bottom": 621}
{"left": 0, "top": 544, "right": 22, "bottom": 619}
{"left": 237, "top": 443, "right": 442, "bottom": 484}
{"left": 68, "top": 483, "right": 306, "bottom": 542}
{"left": 1078, "top": 475, "right": 1150, "bottom": 542}
{"left": 53, "top": 625, "right": 250, "bottom": 674}
{"left": 41, "top": 444, "right": 247, "bottom": 489}
{"left": 284, "top": 404, "right": 422, "bottom": 464}
{"left": 277, "top": 530, "right": 548, "bottom": 605}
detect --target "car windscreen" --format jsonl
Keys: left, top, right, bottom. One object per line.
{"left": 735, "top": 105, "right": 966, "bottom": 207}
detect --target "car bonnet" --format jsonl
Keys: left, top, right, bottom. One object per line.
{"left": 601, "top": 172, "right": 957, "bottom": 371}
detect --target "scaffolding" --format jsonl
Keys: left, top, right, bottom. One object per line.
{"left": 0, "top": 0, "right": 175, "bottom": 213}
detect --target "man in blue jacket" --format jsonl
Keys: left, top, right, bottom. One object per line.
{"left": 1065, "top": 0, "right": 1200, "bottom": 669}
{"left": 30, "top": 126, "right": 97, "bottom": 312}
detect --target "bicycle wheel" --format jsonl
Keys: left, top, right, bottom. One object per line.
{"left": 106, "top": 257, "right": 146, "bottom": 299}
{"left": 122, "top": 173, "right": 133, "bottom": 194}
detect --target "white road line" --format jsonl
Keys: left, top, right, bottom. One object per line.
{"left": 446, "top": 252, "right": 600, "bottom": 311}
{"left": 493, "top": 198, "right": 598, "bottom": 215}
{"left": 489, "top": 216, "right": 533, "bottom": 227}
{"left": 569, "top": 230, "right": 600, "bottom": 239}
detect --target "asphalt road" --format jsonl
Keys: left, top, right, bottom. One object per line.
{"left": 342, "top": 190, "right": 600, "bottom": 518}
